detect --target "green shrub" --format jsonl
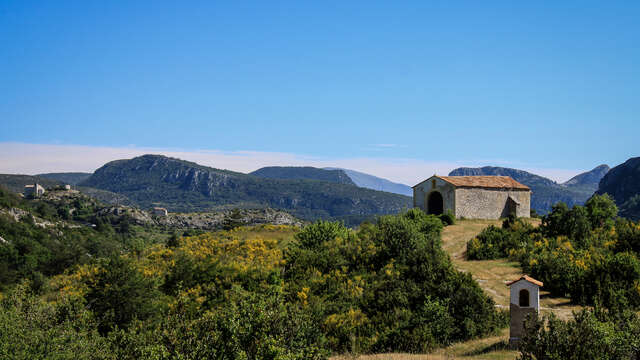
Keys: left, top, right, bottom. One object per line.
{"left": 85, "top": 256, "right": 161, "bottom": 334}
{"left": 0, "top": 281, "right": 112, "bottom": 360}
{"left": 585, "top": 193, "right": 618, "bottom": 229}
{"left": 466, "top": 217, "right": 534, "bottom": 261}
{"left": 438, "top": 210, "right": 456, "bottom": 226}
{"left": 285, "top": 209, "right": 505, "bottom": 353}
{"left": 519, "top": 309, "right": 640, "bottom": 360}
{"left": 109, "top": 287, "right": 329, "bottom": 360}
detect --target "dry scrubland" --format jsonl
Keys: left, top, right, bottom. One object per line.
{"left": 333, "top": 218, "right": 580, "bottom": 360}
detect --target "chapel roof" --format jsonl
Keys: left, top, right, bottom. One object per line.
{"left": 506, "top": 275, "right": 543, "bottom": 287}
{"left": 437, "top": 176, "right": 530, "bottom": 190}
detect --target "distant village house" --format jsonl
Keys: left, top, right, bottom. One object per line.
{"left": 413, "top": 175, "right": 531, "bottom": 219}
{"left": 24, "top": 183, "right": 45, "bottom": 197}
{"left": 152, "top": 207, "right": 168, "bottom": 217}
{"left": 64, "top": 184, "right": 72, "bottom": 191}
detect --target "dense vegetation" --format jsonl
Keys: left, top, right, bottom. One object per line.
{"left": 80, "top": 154, "right": 412, "bottom": 225}
{"left": 518, "top": 308, "right": 640, "bottom": 360}
{"left": 467, "top": 194, "right": 640, "bottom": 309}
{"left": 450, "top": 165, "right": 609, "bottom": 214}
{"left": 465, "top": 192, "right": 640, "bottom": 358}
{"left": 0, "top": 186, "right": 171, "bottom": 290}
{"left": 0, "top": 188, "right": 507, "bottom": 359}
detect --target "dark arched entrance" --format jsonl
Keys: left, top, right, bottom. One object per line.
{"left": 519, "top": 289, "right": 530, "bottom": 307}
{"left": 427, "top": 191, "right": 444, "bottom": 215}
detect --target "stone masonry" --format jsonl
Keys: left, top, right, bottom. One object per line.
{"left": 413, "top": 175, "right": 531, "bottom": 219}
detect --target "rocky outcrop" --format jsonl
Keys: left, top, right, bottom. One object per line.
{"left": 156, "top": 208, "right": 304, "bottom": 230}
{"left": 0, "top": 207, "right": 56, "bottom": 228}
{"left": 597, "top": 158, "right": 640, "bottom": 204}
{"left": 97, "top": 204, "right": 303, "bottom": 230}
{"left": 596, "top": 157, "right": 640, "bottom": 220}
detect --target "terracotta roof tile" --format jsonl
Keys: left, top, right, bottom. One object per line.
{"left": 506, "top": 275, "right": 543, "bottom": 287}
{"left": 438, "top": 176, "right": 530, "bottom": 190}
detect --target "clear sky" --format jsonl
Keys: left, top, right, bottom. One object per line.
{"left": 1, "top": 1, "right": 638, "bottom": 184}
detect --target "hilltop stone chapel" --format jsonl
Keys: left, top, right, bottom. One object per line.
{"left": 412, "top": 175, "right": 531, "bottom": 219}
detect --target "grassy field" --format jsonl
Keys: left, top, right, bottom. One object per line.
{"left": 332, "top": 218, "right": 580, "bottom": 360}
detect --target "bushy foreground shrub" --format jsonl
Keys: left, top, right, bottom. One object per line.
{"left": 285, "top": 208, "right": 506, "bottom": 353}
{"left": 0, "top": 282, "right": 111, "bottom": 360}
{"left": 108, "top": 287, "right": 328, "bottom": 360}
{"left": 466, "top": 216, "right": 534, "bottom": 260}
{"left": 438, "top": 210, "right": 456, "bottom": 226}
{"left": 519, "top": 309, "right": 640, "bottom": 360}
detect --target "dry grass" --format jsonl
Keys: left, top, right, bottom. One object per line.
{"left": 332, "top": 218, "right": 581, "bottom": 360}
{"left": 331, "top": 329, "right": 515, "bottom": 360}
{"left": 441, "top": 219, "right": 580, "bottom": 320}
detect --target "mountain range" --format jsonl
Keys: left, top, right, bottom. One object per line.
{"left": 3, "top": 154, "right": 634, "bottom": 221}
{"left": 251, "top": 166, "right": 413, "bottom": 196}
{"left": 77, "top": 155, "right": 411, "bottom": 224}
{"left": 323, "top": 168, "right": 413, "bottom": 196}
{"left": 448, "top": 165, "right": 609, "bottom": 214}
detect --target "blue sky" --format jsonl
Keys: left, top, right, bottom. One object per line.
{"left": 1, "top": 1, "right": 638, "bottom": 183}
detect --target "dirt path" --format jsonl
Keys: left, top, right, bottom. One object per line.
{"left": 441, "top": 219, "right": 580, "bottom": 320}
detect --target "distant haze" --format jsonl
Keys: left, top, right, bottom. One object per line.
{"left": 0, "top": 142, "right": 590, "bottom": 185}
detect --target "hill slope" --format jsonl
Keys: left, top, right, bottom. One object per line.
{"left": 250, "top": 166, "right": 355, "bottom": 185}
{"left": 80, "top": 155, "right": 412, "bottom": 223}
{"left": 325, "top": 167, "right": 413, "bottom": 196}
{"left": 37, "top": 172, "right": 92, "bottom": 185}
{"left": 449, "top": 165, "right": 607, "bottom": 214}
{"left": 596, "top": 157, "right": 640, "bottom": 220}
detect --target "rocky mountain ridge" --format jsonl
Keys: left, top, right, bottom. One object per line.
{"left": 449, "top": 165, "right": 609, "bottom": 214}
{"left": 596, "top": 157, "right": 640, "bottom": 220}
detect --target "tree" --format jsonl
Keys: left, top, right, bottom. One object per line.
{"left": 585, "top": 194, "right": 618, "bottom": 229}
{"left": 223, "top": 209, "right": 244, "bottom": 230}
{"left": 85, "top": 256, "right": 160, "bottom": 334}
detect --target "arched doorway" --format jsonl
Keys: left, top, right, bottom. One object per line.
{"left": 427, "top": 191, "right": 444, "bottom": 215}
{"left": 519, "top": 289, "right": 530, "bottom": 307}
